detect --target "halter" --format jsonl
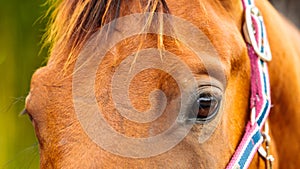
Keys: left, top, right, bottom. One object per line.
{"left": 226, "top": 0, "right": 274, "bottom": 169}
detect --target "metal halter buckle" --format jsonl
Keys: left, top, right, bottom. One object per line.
{"left": 258, "top": 122, "right": 275, "bottom": 169}
{"left": 243, "top": 6, "right": 272, "bottom": 62}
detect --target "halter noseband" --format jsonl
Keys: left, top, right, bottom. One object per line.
{"left": 226, "top": 0, "right": 274, "bottom": 168}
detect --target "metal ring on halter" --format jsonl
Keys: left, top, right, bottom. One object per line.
{"left": 258, "top": 122, "right": 274, "bottom": 169}
{"left": 243, "top": 6, "right": 272, "bottom": 62}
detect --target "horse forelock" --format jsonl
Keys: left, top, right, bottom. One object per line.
{"left": 45, "top": 0, "right": 172, "bottom": 70}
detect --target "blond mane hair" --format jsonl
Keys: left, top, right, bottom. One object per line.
{"left": 44, "top": 0, "right": 170, "bottom": 69}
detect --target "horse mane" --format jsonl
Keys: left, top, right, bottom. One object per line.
{"left": 44, "top": 0, "right": 170, "bottom": 68}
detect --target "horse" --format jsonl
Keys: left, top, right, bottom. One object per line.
{"left": 24, "top": 0, "right": 300, "bottom": 168}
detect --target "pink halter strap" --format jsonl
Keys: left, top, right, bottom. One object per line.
{"left": 226, "top": 0, "right": 273, "bottom": 168}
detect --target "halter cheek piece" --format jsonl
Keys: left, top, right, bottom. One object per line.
{"left": 226, "top": 0, "right": 274, "bottom": 169}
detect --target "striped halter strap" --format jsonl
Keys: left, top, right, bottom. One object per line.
{"left": 226, "top": 0, "right": 274, "bottom": 169}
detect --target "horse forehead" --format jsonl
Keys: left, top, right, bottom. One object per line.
{"left": 28, "top": 0, "right": 247, "bottom": 107}
{"left": 165, "top": 0, "right": 246, "bottom": 72}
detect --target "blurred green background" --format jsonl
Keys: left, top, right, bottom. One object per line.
{"left": 0, "top": 0, "right": 48, "bottom": 168}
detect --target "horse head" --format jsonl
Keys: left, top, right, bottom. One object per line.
{"left": 25, "top": 0, "right": 300, "bottom": 168}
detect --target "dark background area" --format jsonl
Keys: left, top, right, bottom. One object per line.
{"left": 271, "top": 0, "right": 300, "bottom": 27}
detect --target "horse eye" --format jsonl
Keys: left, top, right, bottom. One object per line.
{"left": 187, "top": 86, "right": 222, "bottom": 123}
{"left": 196, "top": 93, "right": 221, "bottom": 122}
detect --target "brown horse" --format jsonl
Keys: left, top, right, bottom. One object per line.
{"left": 25, "top": 0, "right": 300, "bottom": 168}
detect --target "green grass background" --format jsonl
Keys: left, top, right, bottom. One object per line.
{"left": 0, "top": 0, "right": 48, "bottom": 168}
